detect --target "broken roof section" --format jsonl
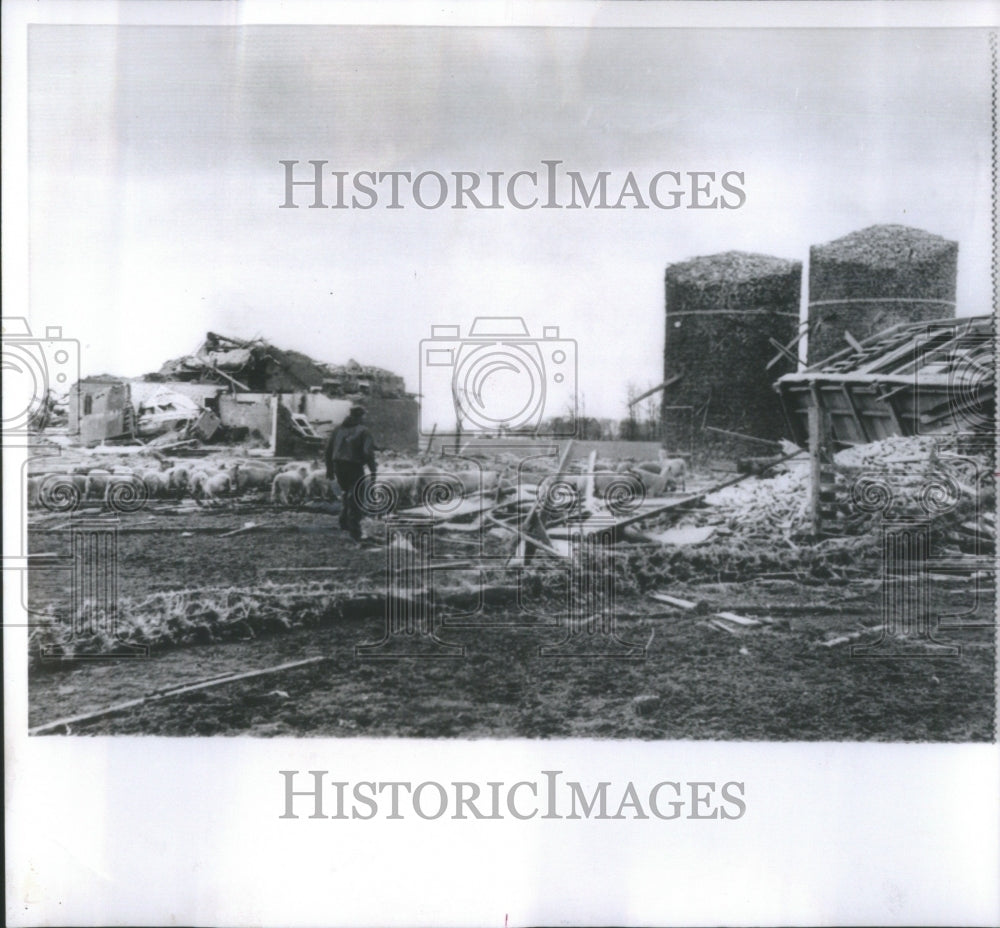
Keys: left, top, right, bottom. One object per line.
{"left": 776, "top": 315, "right": 994, "bottom": 448}
{"left": 151, "top": 332, "right": 409, "bottom": 397}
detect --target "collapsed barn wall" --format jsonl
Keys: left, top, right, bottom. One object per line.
{"left": 68, "top": 379, "right": 131, "bottom": 445}
{"left": 807, "top": 224, "right": 957, "bottom": 365}
{"left": 219, "top": 392, "right": 419, "bottom": 453}
{"left": 280, "top": 393, "right": 353, "bottom": 434}
{"left": 217, "top": 393, "right": 274, "bottom": 441}
{"left": 129, "top": 380, "right": 226, "bottom": 410}
{"left": 663, "top": 251, "right": 801, "bottom": 457}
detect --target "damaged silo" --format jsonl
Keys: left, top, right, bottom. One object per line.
{"left": 807, "top": 224, "right": 957, "bottom": 365}
{"left": 663, "top": 251, "right": 801, "bottom": 456}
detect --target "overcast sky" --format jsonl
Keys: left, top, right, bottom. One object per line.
{"left": 29, "top": 26, "right": 994, "bottom": 419}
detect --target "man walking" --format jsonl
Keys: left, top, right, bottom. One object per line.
{"left": 325, "top": 404, "right": 377, "bottom": 543}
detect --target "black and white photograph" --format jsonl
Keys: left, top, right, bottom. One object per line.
{"left": 4, "top": 2, "right": 998, "bottom": 925}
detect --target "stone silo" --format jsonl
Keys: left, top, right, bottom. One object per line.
{"left": 663, "top": 251, "right": 802, "bottom": 456}
{"left": 807, "top": 224, "right": 957, "bottom": 365}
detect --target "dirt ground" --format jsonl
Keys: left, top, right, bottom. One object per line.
{"left": 27, "top": 504, "right": 996, "bottom": 740}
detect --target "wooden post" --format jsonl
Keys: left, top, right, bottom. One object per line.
{"left": 807, "top": 383, "right": 832, "bottom": 536}
{"left": 809, "top": 405, "right": 823, "bottom": 536}
{"left": 269, "top": 396, "right": 279, "bottom": 457}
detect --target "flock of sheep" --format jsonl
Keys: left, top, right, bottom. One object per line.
{"left": 26, "top": 452, "right": 687, "bottom": 515}
{"left": 26, "top": 458, "right": 337, "bottom": 511}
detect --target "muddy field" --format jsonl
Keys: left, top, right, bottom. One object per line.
{"left": 27, "top": 502, "right": 996, "bottom": 741}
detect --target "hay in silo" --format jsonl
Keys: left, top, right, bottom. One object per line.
{"left": 663, "top": 251, "right": 802, "bottom": 458}
{"left": 807, "top": 224, "right": 957, "bottom": 365}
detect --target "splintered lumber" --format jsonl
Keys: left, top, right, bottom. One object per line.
{"left": 699, "top": 619, "right": 740, "bottom": 636}
{"left": 612, "top": 448, "right": 805, "bottom": 531}
{"left": 487, "top": 512, "right": 565, "bottom": 560}
{"left": 29, "top": 656, "right": 328, "bottom": 735}
{"left": 507, "top": 439, "right": 574, "bottom": 564}
{"left": 434, "top": 516, "right": 486, "bottom": 533}
{"left": 767, "top": 327, "right": 807, "bottom": 370}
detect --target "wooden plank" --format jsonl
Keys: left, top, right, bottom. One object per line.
{"left": 628, "top": 374, "right": 682, "bottom": 406}
{"left": 767, "top": 336, "right": 800, "bottom": 369}
{"left": 219, "top": 522, "right": 259, "bottom": 538}
{"left": 843, "top": 330, "right": 865, "bottom": 354}
{"left": 839, "top": 383, "right": 873, "bottom": 443}
{"left": 713, "top": 611, "right": 760, "bottom": 627}
{"left": 766, "top": 326, "right": 808, "bottom": 371}
{"left": 29, "top": 656, "right": 328, "bottom": 735}
{"left": 507, "top": 439, "right": 574, "bottom": 564}
{"left": 649, "top": 592, "right": 698, "bottom": 610}
{"left": 703, "top": 425, "right": 781, "bottom": 448}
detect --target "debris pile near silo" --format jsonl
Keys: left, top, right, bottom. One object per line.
{"left": 829, "top": 435, "right": 994, "bottom": 549}
{"left": 624, "top": 432, "right": 993, "bottom": 585}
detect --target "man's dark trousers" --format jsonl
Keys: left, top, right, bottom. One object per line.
{"left": 333, "top": 461, "right": 366, "bottom": 542}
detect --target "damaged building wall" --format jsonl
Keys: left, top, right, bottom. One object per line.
{"left": 68, "top": 378, "right": 132, "bottom": 445}
{"left": 128, "top": 380, "right": 226, "bottom": 411}
{"left": 217, "top": 393, "right": 274, "bottom": 442}
{"left": 220, "top": 392, "right": 419, "bottom": 453}
{"left": 285, "top": 394, "right": 419, "bottom": 452}
{"left": 663, "top": 251, "right": 801, "bottom": 457}
{"left": 280, "top": 393, "right": 353, "bottom": 434}
{"left": 807, "top": 225, "right": 957, "bottom": 365}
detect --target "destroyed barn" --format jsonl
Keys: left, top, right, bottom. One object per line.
{"left": 67, "top": 332, "right": 419, "bottom": 454}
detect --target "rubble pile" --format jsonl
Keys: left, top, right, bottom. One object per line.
{"left": 701, "top": 463, "right": 811, "bottom": 544}
{"left": 621, "top": 432, "right": 993, "bottom": 586}
{"left": 832, "top": 434, "right": 950, "bottom": 468}
{"left": 684, "top": 434, "right": 993, "bottom": 554}
{"left": 830, "top": 435, "right": 994, "bottom": 555}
